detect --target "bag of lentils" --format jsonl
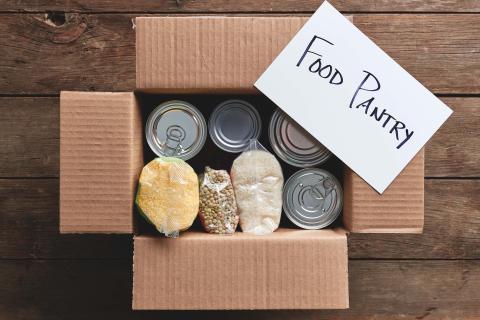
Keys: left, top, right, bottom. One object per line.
{"left": 198, "top": 167, "right": 239, "bottom": 234}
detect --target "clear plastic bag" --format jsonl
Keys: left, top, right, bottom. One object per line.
{"left": 135, "top": 157, "right": 199, "bottom": 237}
{"left": 230, "top": 140, "right": 284, "bottom": 235}
{"left": 198, "top": 167, "right": 239, "bottom": 234}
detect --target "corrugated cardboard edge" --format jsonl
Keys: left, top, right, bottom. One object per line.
{"left": 59, "top": 91, "right": 143, "bottom": 233}
{"left": 135, "top": 15, "right": 353, "bottom": 92}
{"left": 343, "top": 148, "right": 425, "bottom": 233}
{"left": 132, "top": 228, "right": 349, "bottom": 310}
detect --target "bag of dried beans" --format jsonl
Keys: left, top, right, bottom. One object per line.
{"left": 198, "top": 167, "right": 239, "bottom": 234}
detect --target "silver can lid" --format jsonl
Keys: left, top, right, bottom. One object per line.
{"left": 145, "top": 100, "right": 207, "bottom": 160}
{"left": 269, "top": 109, "right": 332, "bottom": 167}
{"left": 283, "top": 168, "right": 343, "bottom": 230}
{"left": 209, "top": 99, "right": 262, "bottom": 153}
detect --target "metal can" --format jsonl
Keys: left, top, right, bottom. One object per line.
{"left": 283, "top": 168, "right": 343, "bottom": 230}
{"left": 209, "top": 99, "right": 262, "bottom": 153}
{"left": 145, "top": 100, "right": 207, "bottom": 160}
{"left": 269, "top": 109, "right": 332, "bottom": 167}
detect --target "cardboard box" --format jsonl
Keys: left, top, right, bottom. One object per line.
{"left": 60, "top": 92, "right": 143, "bottom": 233}
{"left": 133, "top": 229, "right": 348, "bottom": 310}
{"left": 343, "top": 149, "right": 424, "bottom": 233}
{"left": 59, "top": 16, "right": 424, "bottom": 310}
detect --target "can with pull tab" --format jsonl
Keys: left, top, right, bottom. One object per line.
{"left": 283, "top": 168, "right": 343, "bottom": 229}
{"left": 145, "top": 100, "right": 207, "bottom": 160}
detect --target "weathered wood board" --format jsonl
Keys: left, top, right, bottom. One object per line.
{"left": 0, "top": 2, "right": 479, "bottom": 319}
{"left": 0, "top": 0, "right": 479, "bottom": 13}
{"left": 0, "top": 14, "right": 479, "bottom": 94}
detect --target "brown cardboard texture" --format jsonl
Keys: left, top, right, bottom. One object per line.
{"left": 60, "top": 91, "right": 143, "bottom": 233}
{"left": 133, "top": 229, "right": 348, "bottom": 310}
{"left": 58, "top": 14, "right": 425, "bottom": 311}
{"left": 136, "top": 16, "right": 308, "bottom": 92}
{"left": 343, "top": 149, "right": 425, "bottom": 233}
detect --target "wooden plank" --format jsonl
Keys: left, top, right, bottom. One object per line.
{"left": 0, "top": 178, "right": 131, "bottom": 259}
{"left": 0, "top": 14, "right": 479, "bottom": 94}
{"left": 0, "top": 97, "right": 58, "bottom": 178}
{"left": 0, "top": 259, "right": 478, "bottom": 319}
{"left": 1, "top": 97, "right": 478, "bottom": 178}
{"left": 354, "top": 15, "right": 480, "bottom": 95}
{"left": 348, "top": 179, "right": 480, "bottom": 259}
{"left": 0, "top": 13, "right": 135, "bottom": 95}
{"left": 1, "top": 178, "right": 478, "bottom": 259}
{"left": 0, "top": 0, "right": 479, "bottom": 13}
{"left": 426, "top": 97, "right": 480, "bottom": 177}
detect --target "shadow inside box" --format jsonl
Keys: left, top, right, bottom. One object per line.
{"left": 134, "top": 92, "right": 346, "bottom": 236}
{"left": 133, "top": 310, "right": 339, "bottom": 319}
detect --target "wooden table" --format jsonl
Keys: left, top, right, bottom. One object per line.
{"left": 0, "top": 1, "right": 479, "bottom": 319}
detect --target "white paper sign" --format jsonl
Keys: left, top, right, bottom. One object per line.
{"left": 255, "top": 1, "right": 452, "bottom": 193}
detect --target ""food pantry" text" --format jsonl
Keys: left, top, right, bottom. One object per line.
{"left": 296, "top": 35, "right": 414, "bottom": 150}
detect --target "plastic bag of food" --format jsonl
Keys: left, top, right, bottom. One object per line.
{"left": 135, "top": 157, "right": 199, "bottom": 237}
{"left": 198, "top": 167, "right": 239, "bottom": 234}
{"left": 230, "top": 140, "right": 284, "bottom": 235}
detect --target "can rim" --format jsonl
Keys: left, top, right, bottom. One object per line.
{"left": 208, "top": 99, "right": 262, "bottom": 153}
{"left": 145, "top": 100, "right": 207, "bottom": 160}
{"left": 282, "top": 168, "right": 343, "bottom": 230}
{"left": 269, "top": 109, "right": 332, "bottom": 168}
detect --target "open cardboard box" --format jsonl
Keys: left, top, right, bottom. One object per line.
{"left": 59, "top": 16, "right": 424, "bottom": 310}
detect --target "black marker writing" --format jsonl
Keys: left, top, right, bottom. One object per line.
{"left": 296, "top": 36, "right": 416, "bottom": 150}
{"left": 296, "top": 35, "right": 343, "bottom": 85}
{"left": 349, "top": 71, "right": 414, "bottom": 149}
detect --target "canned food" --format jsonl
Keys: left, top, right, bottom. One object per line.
{"left": 145, "top": 100, "right": 207, "bottom": 160}
{"left": 269, "top": 109, "right": 332, "bottom": 167}
{"left": 209, "top": 99, "right": 262, "bottom": 153}
{"left": 283, "top": 168, "right": 342, "bottom": 229}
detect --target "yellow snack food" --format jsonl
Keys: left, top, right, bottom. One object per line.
{"left": 135, "top": 157, "right": 199, "bottom": 237}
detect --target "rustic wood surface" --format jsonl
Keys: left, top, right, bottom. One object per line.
{"left": 1, "top": 14, "right": 479, "bottom": 94}
{"left": 1, "top": 0, "right": 480, "bottom": 13}
{"left": 0, "top": 0, "right": 479, "bottom": 319}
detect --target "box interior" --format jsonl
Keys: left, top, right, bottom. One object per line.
{"left": 131, "top": 91, "right": 349, "bottom": 310}
{"left": 134, "top": 91, "right": 346, "bottom": 236}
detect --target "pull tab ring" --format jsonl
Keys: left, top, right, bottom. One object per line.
{"left": 163, "top": 125, "right": 186, "bottom": 156}
{"left": 306, "top": 178, "right": 335, "bottom": 211}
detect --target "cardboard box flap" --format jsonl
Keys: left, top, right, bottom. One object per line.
{"left": 60, "top": 91, "right": 143, "bottom": 233}
{"left": 133, "top": 228, "right": 349, "bottom": 310}
{"left": 136, "top": 16, "right": 309, "bottom": 92}
{"left": 343, "top": 149, "right": 424, "bottom": 233}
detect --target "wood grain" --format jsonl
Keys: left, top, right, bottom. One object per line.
{"left": 349, "top": 179, "right": 480, "bottom": 259}
{"left": 0, "top": 178, "right": 478, "bottom": 259}
{"left": 0, "top": 178, "right": 131, "bottom": 260}
{"left": 0, "top": 3, "right": 479, "bottom": 318}
{"left": 0, "top": 14, "right": 479, "bottom": 94}
{"left": 426, "top": 97, "right": 480, "bottom": 177}
{"left": 0, "top": 0, "right": 479, "bottom": 13}
{"left": 1, "top": 97, "right": 477, "bottom": 178}
{"left": 0, "top": 259, "right": 478, "bottom": 319}
{"left": 0, "top": 97, "right": 58, "bottom": 178}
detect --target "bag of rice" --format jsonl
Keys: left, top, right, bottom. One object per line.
{"left": 231, "top": 140, "right": 284, "bottom": 235}
{"left": 198, "top": 167, "right": 239, "bottom": 235}
{"left": 135, "top": 157, "right": 199, "bottom": 237}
